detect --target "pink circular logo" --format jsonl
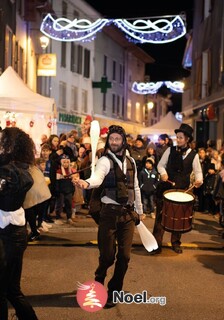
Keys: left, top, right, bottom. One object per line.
{"left": 76, "top": 280, "right": 108, "bottom": 312}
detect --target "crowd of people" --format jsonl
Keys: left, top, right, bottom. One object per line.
{"left": 1, "top": 118, "right": 224, "bottom": 315}
{"left": 25, "top": 120, "right": 224, "bottom": 241}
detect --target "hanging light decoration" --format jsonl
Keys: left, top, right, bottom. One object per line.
{"left": 40, "top": 14, "right": 110, "bottom": 42}
{"left": 40, "top": 14, "right": 186, "bottom": 44}
{"left": 164, "top": 81, "right": 185, "bottom": 93}
{"left": 114, "top": 15, "right": 186, "bottom": 44}
{"left": 132, "top": 81, "right": 164, "bottom": 94}
{"left": 132, "top": 81, "right": 184, "bottom": 94}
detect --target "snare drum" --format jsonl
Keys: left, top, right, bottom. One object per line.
{"left": 161, "top": 189, "right": 195, "bottom": 233}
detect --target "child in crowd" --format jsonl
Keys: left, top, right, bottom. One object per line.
{"left": 138, "top": 157, "right": 159, "bottom": 218}
{"left": 39, "top": 143, "right": 55, "bottom": 223}
{"left": 56, "top": 154, "right": 76, "bottom": 225}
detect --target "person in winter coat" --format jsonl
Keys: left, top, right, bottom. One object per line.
{"left": 138, "top": 157, "right": 159, "bottom": 218}
{"left": 56, "top": 155, "right": 76, "bottom": 225}
{"left": 203, "top": 163, "right": 219, "bottom": 214}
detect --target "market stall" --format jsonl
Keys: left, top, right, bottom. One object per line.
{"left": 0, "top": 66, "right": 57, "bottom": 148}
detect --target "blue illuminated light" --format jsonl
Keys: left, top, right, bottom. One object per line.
{"left": 132, "top": 81, "right": 184, "bottom": 94}
{"left": 40, "top": 14, "right": 186, "bottom": 44}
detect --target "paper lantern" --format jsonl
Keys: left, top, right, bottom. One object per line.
{"left": 206, "top": 104, "right": 215, "bottom": 120}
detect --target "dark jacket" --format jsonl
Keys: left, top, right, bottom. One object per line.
{"left": 138, "top": 167, "right": 159, "bottom": 194}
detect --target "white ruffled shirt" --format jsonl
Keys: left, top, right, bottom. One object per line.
{"left": 0, "top": 207, "right": 25, "bottom": 229}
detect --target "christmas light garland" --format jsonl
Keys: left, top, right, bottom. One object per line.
{"left": 40, "top": 14, "right": 186, "bottom": 44}
{"left": 132, "top": 81, "right": 184, "bottom": 94}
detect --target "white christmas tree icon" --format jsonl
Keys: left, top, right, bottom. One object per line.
{"left": 77, "top": 282, "right": 102, "bottom": 309}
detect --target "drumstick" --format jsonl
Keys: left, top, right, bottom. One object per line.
{"left": 185, "top": 184, "right": 195, "bottom": 193}
{"left": 90, "top": 120, "right": 100, "bottom": 178}
{"left": 167, "top": 180, "right": 175, "bottom": 186}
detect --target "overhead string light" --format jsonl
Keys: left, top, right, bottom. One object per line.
{"left": 40, "top": 14, "right": 110, "bottom": 42}
{"left": 132, "top": 81, "right": 184, "bottom": 94}
{"left": 40, "top": 14, "right": 186, "bottom": 43}
{"left": 132, "top": 81, "right": 164, "bottom": 94}
{"left": 114, "top": 15, "right": 186, "bottom": 44}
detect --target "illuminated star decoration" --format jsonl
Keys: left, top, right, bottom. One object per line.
{"left": 40, "top": 14, "right": 186, "bottom": 44}
{"left": 132, "top": 81, "right": 184, "bottom": 94}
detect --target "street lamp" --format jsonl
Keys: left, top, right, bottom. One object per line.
{"left": 39, "top": 36, "right": 49, "bottom": 51}
{"left": 147, "top": 101, "right": 154, "bottom": 110}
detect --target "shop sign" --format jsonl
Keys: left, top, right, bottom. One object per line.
{"left": 37, "top": 54, "right": 57, "bottom": 76}
{"left": 59, "top": 113, "right": 82, "bottom": 124}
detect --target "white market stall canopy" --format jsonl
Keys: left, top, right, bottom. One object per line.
{"left": 0, "top": 66, "right": 57, "bottom": 150}
{"left": 0, "top": 66, "right": 55, "bottom": 113}
{"left": 140, "top": 111, "right": 182, "bottom": 136}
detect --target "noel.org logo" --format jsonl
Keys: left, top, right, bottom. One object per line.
{"left": 76, "top": 280, "right": 108, "bottom": 312}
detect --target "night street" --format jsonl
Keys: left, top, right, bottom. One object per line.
{"left": 9, "top": 231, "right": 224, "bottom": 320}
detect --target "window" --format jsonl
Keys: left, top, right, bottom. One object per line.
{"left": 70, "top": 42, "right": 77, "bottom": 72}
{"left": 61, "top": 42, "right": 66, "bottom": 68}
{"left": 119, "top": 64, "right": 124, "bottom": 84}
{"left": 201, "top": 49, "right": 211, "bottom": 98}
{"left": 135, "top": 102, "right": 141, "bottom": 123}
{"left": 83, "top": 48, "right": 90, "bottom": 78}
{"left": 103, "top": 93, "right": 106, "bottom": 112}
{"left": 194, "top": 56, "right": 202, "bottom": 100}
{"left": 127, "top": 99, "right": 132, "bottom": 120}
{"left": 112, "top": 94, "right": 116, "bottom": 114}
{"left": 103, "top": 55, "right": 107, "bottom": 76}
{"left": 117, "top": 95, "right": 120, "bottom": 115}
{"left": 121, "top": 96, "right": 124, "bottom": 117}
{"left": 71, "top": 86, "right": 78, "bottom": 111}
{"left": 81, "top": 89, "right": 88, "bottom": 113}
{"left": 77, "top": 45, "right": 83, "bottom": 74}
{"left": 112, "top": 60, "right": 116, "bottom": 81}
{"left": 5, "top": 26, "right": 13, "bottom": 68}
{"left": 203, "top": 0, "right": 213, "bottom": 19}
{"left": 59, "top": 81, "right": 67, "bottom": 109}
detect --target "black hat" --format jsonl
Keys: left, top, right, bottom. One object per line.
{"left": 136, "top": 137, "right": 144, "bottom": 144}
{"left": 174, "top": 123, "right": 193, "bottom": 141}
{"left": 208, "top": 163, "right": 216, "bottom": 171}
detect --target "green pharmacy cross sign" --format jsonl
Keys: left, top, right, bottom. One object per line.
{"left": 92, "top": 76, "right": 112, "bottom": 93}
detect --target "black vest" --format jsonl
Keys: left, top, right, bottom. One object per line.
{"left": 103, "top": 154, "right": 135, "bottom": 205}
{"left": 166, "top": 146, "right": 196, "bottom": 189}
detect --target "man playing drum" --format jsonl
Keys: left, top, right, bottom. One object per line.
{"left": 151, "top": 123, "right": 203, "bottom": 254}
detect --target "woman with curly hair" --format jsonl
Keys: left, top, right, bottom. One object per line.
{"left": 0, "top": 127, "right": 38, "bottom": 320}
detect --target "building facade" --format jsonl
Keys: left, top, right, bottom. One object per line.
{"left": 182, "top": 0, "right": 224, "bottom": 148}
{"left": 0, "top": 0, "right": 155, "bottom": 142}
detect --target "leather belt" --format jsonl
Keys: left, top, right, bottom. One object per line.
{"left": 102, "top": 203, "right": 134, "bottom": 215}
